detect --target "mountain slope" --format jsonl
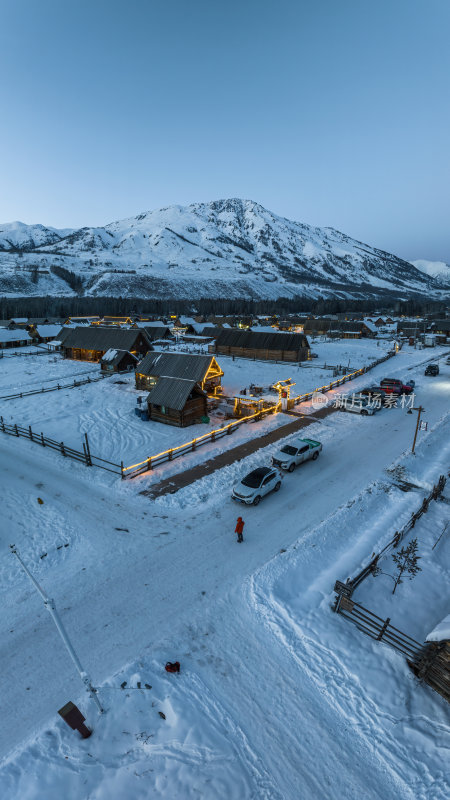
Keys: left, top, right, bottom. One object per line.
{"left": 411, "top": 259, "right": 450, "bottom": 287}
{"left": 0, "top": 200, "right": 445, "bottom": 299}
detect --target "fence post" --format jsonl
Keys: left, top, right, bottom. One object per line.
{"left": 377, "top": 617, "right": 391, "bottom": 641}
{"left": 60, "top": 442, "right": 66, "bottom": 456}
{"left": 84, "top": 433, "right": 92, "bottom": 466}
{"left": 15, "top": 424, "right": 19, "bottom": 437}
{"left": 121, "top": 461, "right": 124, "bottom": 479}
{"left": 192, "top": 439, "right": 197, "bottom": 451}
{"left": 0, "top": 416, "right": 4, "bottom": 432}
{"left": 28, "top": 425, "right": 33, "bottom": 440}
{"left": 57, "top": 384, "right": 60, "bottom": 390}
{"left": 168, "top": 449, "right": 173, "bottom": 461}
{"left": 146, "top": 458, "right": 152, "bottom": 471}
{"left": 40, "top": 432, "right": 45, "bottom": 447}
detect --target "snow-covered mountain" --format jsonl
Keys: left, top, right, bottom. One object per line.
{"left": 411, "top": 259, "right": 450, "bottom": 287}
{"left": 0, "top": 199, "right": 445, "bottom": 299}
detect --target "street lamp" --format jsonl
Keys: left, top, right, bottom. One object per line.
{"left": 407, "top": 405, "right": 425, "bottom": 454}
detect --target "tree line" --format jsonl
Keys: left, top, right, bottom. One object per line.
{"left": 0, "top": 294, "right": 447, "bottom": 320}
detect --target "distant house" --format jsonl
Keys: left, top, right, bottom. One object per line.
{"left": 431, "top": 320, "right": 450, "bottom": 336}
{"left": 135, "top": 352, "right": 224, "bottom": 396}
{"left": 60, "top": 327, "right": 151, "bottom": 363}
{"left": 142, "top": 325, "right": 173, "bottom": 342}
{"left": 209, "top": 329, "right": 310, "bottom": 362}
{"left": 100, "top": 348, "right": 139, "bottom": 374}
{"left": 0, "top": 328, "right": 33, "bottom": 349}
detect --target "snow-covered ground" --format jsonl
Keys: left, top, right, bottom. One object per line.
{"left": 0, "top": 344, "right": 449, "bottom": 799}
{"left": 0, "top": 339, "right": 392, "bottom": 471}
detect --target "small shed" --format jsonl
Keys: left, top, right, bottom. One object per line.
{"left": 146, "top": 377, "right": 207, "bottom": 426}
{"left": 409, "top": 614, "right": 450, "bottom": 704}
{"left": 100, "top": 348, "right": 138, "bottom": 373}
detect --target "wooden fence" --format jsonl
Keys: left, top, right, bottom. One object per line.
{"left": 0, "top": 419, "right": 122, "bottom": 475}
{"left": 0, "top": 373, "right": 106, "bottom": 401}
{"left": 333, "top": 475, "right": 447, "bottom": 606}
{"left": 121, "top": 401, "right": 280, "bottom": 479}
{"left": 334, "top": 597, "right": 422, "bottom": 661}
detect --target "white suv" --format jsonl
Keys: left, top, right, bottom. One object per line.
{"left": 232, "top": 466, "right": 282, "bottom": 506}
{"left": 338, "top": 396, "right": 375, "bottom": 415}
{"left": 272, "top": 438, "right": 322, "bottom": 472}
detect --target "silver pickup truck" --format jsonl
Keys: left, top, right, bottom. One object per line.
{"left": 272, "top": 437, "right": 322, "bottom": 472}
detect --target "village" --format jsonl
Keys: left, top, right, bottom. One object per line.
{"left": 1, "top": 299, "right": 449, "bottom": 800}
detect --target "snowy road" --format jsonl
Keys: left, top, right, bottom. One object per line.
{"left": 0, "top": 350, "right": 449, "bottom": 797}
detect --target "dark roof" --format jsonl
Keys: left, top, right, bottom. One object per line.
{"left": 147, "top": 377, "right": 204, "bottom": 411}
{"left": 143, "top": 326, "right": 172, "bottom": 341}
{"left": 137, "top": 352, "right": 215, "bottom": 383}
{"left": 247, "top": 467, "right": 273, "bottom": 479}
{"left": 215, "top": 329, "right": 309, "bottom": 350}
{"left": 431, "top": 319, "right": 450, "bottom": 331}
{"left": 52, "top": 326, "right": 74, "bottom": 344}
{"left": 62, "top": 327, "right": 148, "bottom": 352}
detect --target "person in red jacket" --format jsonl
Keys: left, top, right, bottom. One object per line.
{"left": 235, "top": 516, "right": 245, "bottom": 543}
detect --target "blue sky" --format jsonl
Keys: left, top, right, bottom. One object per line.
{"left": 1, "top": 0, "right": 449, "bottom": 261}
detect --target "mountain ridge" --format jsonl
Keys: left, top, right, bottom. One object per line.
{"left": 0, "top": 199, "right": 446, "bottom": 300}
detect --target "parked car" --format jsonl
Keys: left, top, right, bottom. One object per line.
{"left": 272, "top": 438, "right": 322, "bottom": 472}
{"left": 359, "top": 386, "right": 388, "bottom": 406}
{"left": 338, "top": 397, "right": 375, "bottom": 416}
{"left": 425, "top": 364, "right": 439, "bottom": 376}
{"left": 380, "top": 378, "right": 414, "bottom": 395}
{"left": 232, "top": 466, "right": 282, "bottom": 505}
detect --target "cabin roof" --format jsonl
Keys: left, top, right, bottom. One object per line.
{"left": 147, "top": 376, "right": 204, "bottom": 411}
{"left": 61, "top": 327, "right": 147, "bottom": 351}
{"left": 137, "top": 352, "right": 216, "bottom": 383}
{"left": 215, "top": 328, "right": 309, "bottom": 350}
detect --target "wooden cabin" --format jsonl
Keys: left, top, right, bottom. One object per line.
{"left": 61, "top": 327, "right": 151, "bottom": 363}
{"left": 409, "top": 614, "right": 450, "bottom": 704}
{"left": 146, "top": 377, "right": 207, "bottom": 427}
{"left": 0, "top": 329, "right": 33, "bottom": 349}
{"left": 100, "top": 348, "right": 139, "bottom": 374}
{"left": 209, "top": 329, "right": 310, "bottom": 362}
{"left": 135, "top": 352, "right": 224, "bottom": 396}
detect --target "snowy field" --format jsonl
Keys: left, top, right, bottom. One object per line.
{"left": 0, "top": 344, "right": 449, "bottom": 799}
{"left": 0, "top": 339, "right": 393, "bottom": 471}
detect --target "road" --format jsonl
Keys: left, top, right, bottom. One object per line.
{"left": 0, "top": 349, "right": 449, "bottom": 789}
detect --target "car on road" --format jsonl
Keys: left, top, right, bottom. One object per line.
{"left": 425, "top": 364, "right": 439, "bottom": 376}
{"left": 272, "top": 438, "right": 322, "bottom": 472}
{"left": 338, "top": 397, "right": 376, "bottom": 415}
{"left": 380, "top": 378, "right": 414, "bottom": 395}
{"left": 231, "top": 466, "right": 282, "bottom": 505}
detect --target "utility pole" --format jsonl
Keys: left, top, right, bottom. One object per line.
{"left": 408, "top": 406, "right": 425, "bottom": 454}
{"left": 10, "top": 544, "right": 103, "bottom": 713}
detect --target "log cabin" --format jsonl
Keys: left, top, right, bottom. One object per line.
{"left": 146, "top": 377, "right": 208, "bottom": 427}
{"left": 135, "top": 352, "right": 224, "bottom": 396}
{"left": 61, "top": 327, "right": 151, "bottom": 363}
{"left": 209, "top": 329, "right": 310, "bottom": 362}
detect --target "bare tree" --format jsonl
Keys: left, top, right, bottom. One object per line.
{"left": 391, "top": 538, "right": 421, "bottom": 595}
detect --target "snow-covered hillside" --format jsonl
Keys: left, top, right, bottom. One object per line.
{"left": 0, "top": 199, "right": 445, "bottom": 299}
{"left": 411, "top": 259, "right": 450, "bottom": 286}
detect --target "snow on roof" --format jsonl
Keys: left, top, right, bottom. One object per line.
{"left": 48, "top": 340, "right": 61, "bottom": 347}
{"left": 0, "top": 329, "right": 32, "bottom": 342}
{"left": 426, "top": 613, "right": 450, "bottom": 643}
{"left": 102, "top": 348, "right": 118, "bottom": 362}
